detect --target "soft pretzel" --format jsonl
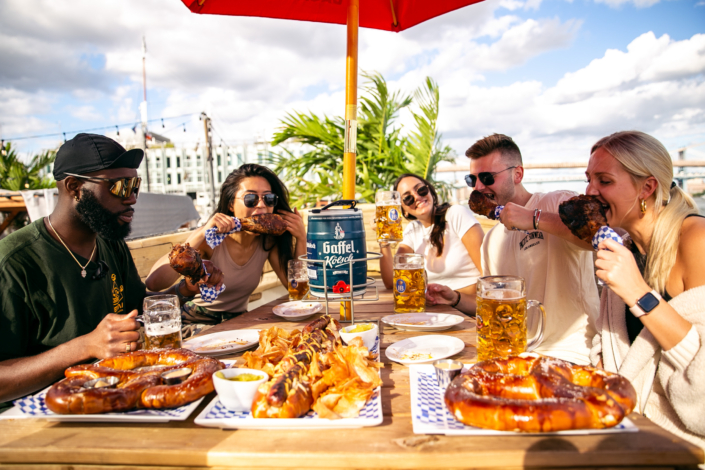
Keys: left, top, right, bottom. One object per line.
{"left": 46, "top": 348, "right": 224, "bottom": 414}
{"left": 444, "top": 353, "right": 637, "bottom": 432}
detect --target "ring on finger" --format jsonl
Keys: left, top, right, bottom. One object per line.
{"left": 126, "top": 342, "right": 131, "bottom": 353}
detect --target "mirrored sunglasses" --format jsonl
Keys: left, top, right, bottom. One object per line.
{"left": 65, "top": 173, "right": 141, "bottom": 199}
{"left": 238, "top": 193, "right": 278, "bottom": 208}
{"left": 464, "top": 166, "right": 517, "bottom": 188}
{"left": 401, "top": 185, "right": 430, "bottom": 206}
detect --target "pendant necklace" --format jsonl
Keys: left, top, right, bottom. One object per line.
{"left": 47, "top": 216, "right": 96, "bottom": 278}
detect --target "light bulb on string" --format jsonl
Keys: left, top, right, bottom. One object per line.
{"left": 161, "top": 118, "right": 165, "bottom": 128}
{"left": 115, "top": 125, "right": 120, "bottom": 136}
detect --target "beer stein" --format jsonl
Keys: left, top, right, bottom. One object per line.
{"left": 375, "top": 190, "right": 403, "bottom": 245}
{"left": 475, "top": 276, "right": 545, "bottom": 361}
{"left": 393, "top": 253, "right": 426, "bottom": 313}
{"left": 143, "top": 295, "right": 182, "bottom": 350}
{"left": 287, "top": 259, "right": 310, "bottom": 301}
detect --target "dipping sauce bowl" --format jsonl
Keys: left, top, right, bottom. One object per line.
{"left": 83, "top": 376, "right": 119, "bottom": 389}
{"left": 433, "top": 359, "right": 463, "bottom": 389}
{"left": 161, "top": 367, "right": 192, "bottom": 385}
{"left": 213, "top": 368, "right": 268, "bottom": 412}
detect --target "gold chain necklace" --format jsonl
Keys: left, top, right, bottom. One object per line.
{"left": 47, "top": 216, "right": 97, "bottom": 278}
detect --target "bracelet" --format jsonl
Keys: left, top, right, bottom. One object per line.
{"left": 533, "top": 209, "right": 542, "bottom": 230}
{"left": 450, "top": 290, "right": 462, "bottom": 308}
{"left": 175, "top": 278, "right": 196, "bottom": 305}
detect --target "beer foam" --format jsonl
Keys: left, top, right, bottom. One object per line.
{"left": 145, "top": 320, "right": 180, "bottom": 337}
{"left": 483, "top": 289, "right": 523, "bottom": 300}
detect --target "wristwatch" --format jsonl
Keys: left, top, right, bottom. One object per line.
{"left": 629, "top": 290, "right": 662, "bottom": 318}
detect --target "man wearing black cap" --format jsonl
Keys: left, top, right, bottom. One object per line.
{"left": 0, "top": 134, "right": 220, "bottom": 405}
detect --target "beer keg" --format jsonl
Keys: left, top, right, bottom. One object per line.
{"left": 306, "top": 200, "right": 367, "bottom": 297}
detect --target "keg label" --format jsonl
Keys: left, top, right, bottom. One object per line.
{"left": 334, "top": 223, "right": 345, "bottom": 240}
{"left": 396, "top": 279, "right": 406, "bottom": 293}
{"left": 388, "top": 208, "right": 399, "bottom": 222}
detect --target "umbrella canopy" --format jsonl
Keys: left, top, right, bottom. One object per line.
{"left": 182, "top": 0, "right": 484, "bottom": 32}
{"left": 179, "top": 0, "right": 484, "bottom": 203}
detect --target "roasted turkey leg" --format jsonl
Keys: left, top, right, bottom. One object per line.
{"left": 469, "top": 191, "right": 499, "bottom": 220}
{"left": 168, "top": 243, "right": 205, "bottom": 284}
{"left": 558, "top": 195, "right": 608, "bottom": 244}
{"left": 240, "top": 213, "right": 288, "bottom": 236}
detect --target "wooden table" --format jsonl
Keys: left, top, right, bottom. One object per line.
{"left": 0, "top": 282, "right": 702, "bottom": 469}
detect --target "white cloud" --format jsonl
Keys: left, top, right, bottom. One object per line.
{"left": 593, "top": 0, "right": 661, "bottom": 9}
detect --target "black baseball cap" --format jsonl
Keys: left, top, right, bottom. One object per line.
{"left": 53, "top": 133, "right": 144, "bottom": 181}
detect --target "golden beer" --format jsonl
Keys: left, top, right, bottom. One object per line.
{"left": 145, "top": 329, "right": 182, "bottom": 350}
{"left": 393, "top": 267, "right": 426, "bottom": 313}
{"left": 375, "top": 204, "right": 403, "bottom": 243}
{"left": 476, "top": 289, "right": 527, "bottom": 361}
{"left": 288, "top": 278, "right": 309, "bottom": 301}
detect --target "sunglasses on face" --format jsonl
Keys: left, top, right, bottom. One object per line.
{"left": 65, "top": 173, "right": 141, "bottom": 199}
{"left": 236, "top": 193, "right": 278, "bottom": 208}
{"left": 464, "top": 166, "right": 517, "bottom": 188}
{"left": 401, "top": 184, "right": 430, "bottom": 206}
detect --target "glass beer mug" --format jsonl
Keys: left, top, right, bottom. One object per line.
{"left": 287, "top": 259, "right": 310, "bottom": 301}
{"left": 375, "top": 190, "right": 403, "bottom": 245}
{"left": 393, "top": 253, "right": 426, "bottom": 313}
{"left": 143, "top": 295, "right": 182, "bottom": 350}
{"left": 475, "top": 276, "right": 545, "bottom": 361}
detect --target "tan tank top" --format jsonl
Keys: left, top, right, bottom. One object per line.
{"left": 192, "top": 239, "right": 271, "bottom": 313}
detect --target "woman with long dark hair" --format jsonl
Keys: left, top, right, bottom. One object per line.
{"left": 379, "top": 174, "right": 484, "bottom": 302}
{"left": 147, "top": 164, "right": 305, "bottom": 335}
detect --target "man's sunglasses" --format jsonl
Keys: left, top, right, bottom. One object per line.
{"left": 401, "top": 185, "right": 430, "bottom": 206}
{"left": 236, "top": 193, "right": 279, "bottom": 208}
{"left": 464, "top": 166, "right": 517, "bottom": 188}
{"left": 65, "top": 173, "right": 141, "bottom": 199}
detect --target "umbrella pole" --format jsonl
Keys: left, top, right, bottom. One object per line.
{"left": 342, "top": 0, "right": 359, "bottom": 201}
{"left": 341, "top": 0, "right": 359, "bottom": 321}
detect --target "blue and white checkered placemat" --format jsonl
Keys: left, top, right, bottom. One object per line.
{"left": 409, "top": 365, "right": 637, "bottom": 436}
{"left": 7, "top": 389, "right": 201, "bottom": 421}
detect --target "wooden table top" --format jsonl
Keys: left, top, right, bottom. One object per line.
{"left": 0, "top": 281, "right": 702, "bottom": 469}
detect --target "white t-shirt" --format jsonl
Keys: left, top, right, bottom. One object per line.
{"left": 481, "top": 191, "right": 599, "bottom": 365}
{"left": 401, "top": 204, "right": 481, "bottom": 290}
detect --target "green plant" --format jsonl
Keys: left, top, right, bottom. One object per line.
{"left": 271, "top": 72, "right": 455, "bottom": 207}
{"left": 0, "top": 142, "right": 56, "bottom": 191}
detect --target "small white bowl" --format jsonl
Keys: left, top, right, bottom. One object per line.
{"left": 212, "top": 368, "right": 268, "bottom": 412}
{"left": 340, "top": 323, "right": 378, "bottom": 351}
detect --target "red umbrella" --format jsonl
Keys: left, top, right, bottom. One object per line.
{"left": 180, "top": 0, "right": 484, "bottom": 198}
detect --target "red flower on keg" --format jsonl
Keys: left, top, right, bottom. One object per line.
{"left": 332, "top": 280, "right": 350, "bottom": 294}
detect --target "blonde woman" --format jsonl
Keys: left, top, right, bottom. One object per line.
{"left": 586, "top": 131, "right": 705, "bottom": 450}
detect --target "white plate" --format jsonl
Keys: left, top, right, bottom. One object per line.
{"left": 272, "top": 301, "right": 323, "bottom": 321}
{"left": 183, "top": 329, "right": 260, "bottom": 357}
{"left": 409, "top": 365, "right": 639, "bottom": 436}
{"left": 193, "top": 334, "right": 382, "bottom": 429}
{"left": 381, "top": 313, "right": 465, "bottom": 332}
{"left": 386, "top": 335, "right": 465, "bottom": 365}
{"left": 0, "top": 387, "right": 203, "bottom": 423}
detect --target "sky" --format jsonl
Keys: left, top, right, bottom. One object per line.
{"left": 1, "top": 0, "right": 704, "bottom": 182}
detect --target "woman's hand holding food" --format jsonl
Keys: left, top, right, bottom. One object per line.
{"left": 595, "top": 238, "right": 651, "bottom": 307}
{"left": 278, "top": 208, "right": 306, "bottom": 241}
{"left": 182, "top": 260, "right": 224, "bottom": 296}
{"left": 206, "top": 213, "right": 239, "bottom": 234}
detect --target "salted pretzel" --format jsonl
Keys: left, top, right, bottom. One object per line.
{"left": 46, "top": 348, "right": 224, "bottom": 414}
{"left": 444, "top": 353, "right": 637, "bottom": 432}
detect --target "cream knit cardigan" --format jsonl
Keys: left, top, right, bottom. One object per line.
{"left": 590, "top": 284, "right": 705, "bottom": 451}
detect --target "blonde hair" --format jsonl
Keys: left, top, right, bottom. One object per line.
{"left": 591, "top": 131, "right": 698, "bottom": 294}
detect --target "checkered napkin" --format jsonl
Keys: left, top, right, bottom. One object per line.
{"left": 198, "top": 261, "right": 225, "bottom": 303}
{"left": 592, "top": 226, "right": 623, "bottom": 251}
{"left": 205, "top": 217, "right": 242, "bottom": 249}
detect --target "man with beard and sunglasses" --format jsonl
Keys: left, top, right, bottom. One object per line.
{"left": 426, "top": 133, "right": 598, "bottom": 365}
{"left": 0, "top": 134, "right": 222, "bottom": 407}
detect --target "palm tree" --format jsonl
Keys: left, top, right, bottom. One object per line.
{"left": 271, "top": 72, "right": 455, "bottom": 207}
{"left": 0, "top": 142, "right": 56, "bottom": 191}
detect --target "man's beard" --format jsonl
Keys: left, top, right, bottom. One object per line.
{"left": 75, "top": 189, "right": 132, "bottom": 240}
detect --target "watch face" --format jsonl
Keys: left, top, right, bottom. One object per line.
{"left": 637, "top": 292, "right": 660, "bottom": 313}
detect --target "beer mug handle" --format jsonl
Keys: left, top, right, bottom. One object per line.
{"left": 525, "top": 300, "right": 546, "bottom": 352}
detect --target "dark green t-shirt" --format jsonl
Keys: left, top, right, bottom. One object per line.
{"left": 0, "top": 218, "right": 146, "bottom": 362}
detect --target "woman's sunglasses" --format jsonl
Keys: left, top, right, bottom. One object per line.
{"left": 236, "top": 193, "right": 279, "bottom": 208}
{"left": 401, "top": 185, "right": 430, "bottom": 206}
{"left": 65, "top": 173, "right": 141, "bottom": 199}
{"left": 464, "top": 166, "right": 517, "bottom": 188}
